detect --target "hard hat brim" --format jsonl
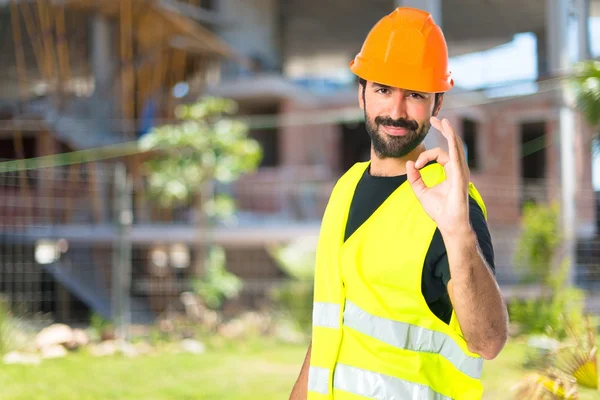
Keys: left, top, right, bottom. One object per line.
{"left": 350, "top": 57, "right": 454, "bottom": 93}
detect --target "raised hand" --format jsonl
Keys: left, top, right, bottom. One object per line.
{"left": 406, "top": 117, "right": 471, "bottom": 236}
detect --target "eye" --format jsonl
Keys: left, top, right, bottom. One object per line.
{"left": 409, "top": 92, "right": 424, "bottom": 99}
{"left": 375, "top": 88, "right": 391, "bottom": 94}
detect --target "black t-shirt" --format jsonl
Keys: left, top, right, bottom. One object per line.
{"left": 344, "top": 163, "right": 496, "bottom": 324}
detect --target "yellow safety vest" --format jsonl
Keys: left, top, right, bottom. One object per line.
{"left": 308, "top": 161, "right": 488, "bottom": 400}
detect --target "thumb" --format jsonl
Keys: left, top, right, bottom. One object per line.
{"left": 406, "top": 161, "right": 428, "bottom": 198}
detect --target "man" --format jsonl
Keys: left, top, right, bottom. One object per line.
{"left": 289, "top": 7, "right": 509, "bottom": 400}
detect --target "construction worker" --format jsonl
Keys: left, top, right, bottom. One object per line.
{"left": 289, "top": 7, "right": 509, "bottom": 400}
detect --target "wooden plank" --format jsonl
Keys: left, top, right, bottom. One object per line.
{"left": 37, "top": 0, "right": 57, "bottom": 96}
{"left": 55, "top": 3, "right": 71, "bottom": 108}
{"left": 10, "top": 1, "right": 34, "bottom": 222}
{"left": 120, "top": 0, "right": 134, "bottom": 136}
{"left": 20, "top": 2, "right": 48, "bottom": 79}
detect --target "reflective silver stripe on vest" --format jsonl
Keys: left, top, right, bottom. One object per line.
{"left": 308, "top": 366, "right": 330, "bottom": 394}
{"left": 312, "top": 302, "right": 340, "bottom": 329}
{"left": 343, "top": 300, "right": 483, "bottom": 379}
{"left": 334, "top": 364, "right": 453, "bottom": 400}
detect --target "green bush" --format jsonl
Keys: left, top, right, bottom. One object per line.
{"left": 514, "top": 202, "right": 561, "bottom": 285}
{"left": 508, "top": 287, "right": 586, "bottom": 340}
{"left": 141, "top": 97, "right": 262, "bottom": 209}
{"left": 0, "top": 298, "right": 20, "bottom": 355}
{"left": 267, "top": 236, "right": 317, "bottom": 334}
{"left": 510, "top": 202, "right": 587, "bottom": 339}
{"left": 90, "top": 313, "right": 113, "bottom": 340}
{"left": 192, "top": 246, "right": 243, "bottom": 310}
{"left": 269, "top": 281, "right": 313, "bottom": 333}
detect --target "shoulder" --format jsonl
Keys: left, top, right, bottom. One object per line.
{"left": 329, "top": 162, "right": 368, "bottom": 198}
{"left": 335, "top": 162, "right": 369, "bottom": 187}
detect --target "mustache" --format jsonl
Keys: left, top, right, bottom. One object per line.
{"left": 375, "top": 116, "right": 418, "bottom": 131}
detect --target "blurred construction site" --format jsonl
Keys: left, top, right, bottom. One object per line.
{"left": 0, "top": 0, "right": 599, "bottom": 333}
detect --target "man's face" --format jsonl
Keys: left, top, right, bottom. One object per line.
{"left": 359, "top": 81, "right": 442, "bottom": 159}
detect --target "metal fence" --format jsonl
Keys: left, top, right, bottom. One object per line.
{"left": 0, "top": 160, "right": 325, "bottom": 330}
{"left": 1, "top": 158, "right": 600, "bottom": 332}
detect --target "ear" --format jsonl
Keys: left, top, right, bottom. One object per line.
{"left": 432, "top": 93, "right": 444, "bottom": 116}
{"left": 358, "top": 82, "right": 366, "bottom": 110}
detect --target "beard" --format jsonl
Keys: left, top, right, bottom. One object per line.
{"left": 365, "top": 111, "right": 431, "bottom": 159}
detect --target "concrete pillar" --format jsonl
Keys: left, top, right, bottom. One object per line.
{"left": 577, "top": 0, "right": 591, "bottom": 60}
{"left": 395, "top": 0, "right": 442, "bottom": 27}
{"left": 574, "top": 0, "right": 596, "bottom": 237}
{"left": 550, "top": 0, "right": 576, "bottom": 276}
{"left": 545, "top": 0, "right": 589, "bottom": 69}
{"left": 546, "top": 0, "right": 591, "bottom": 280}
{"left": 546, "top": 0, "right": 572, "bottom": 75}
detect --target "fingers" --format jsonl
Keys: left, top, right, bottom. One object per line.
{"left": 430, "top": 116, "right": 467, "bottom": 167}
{"left": 430, "top": 116, "right": 443, "bottom": 132}
{"left": 414, "top": 147, "right": 449, "bottom": 169}
{"left": 406, "top": 160, "right": 428, "bottom": 197}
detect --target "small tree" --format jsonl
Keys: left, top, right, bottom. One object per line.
{"left": 511, "top": 202, "right": 586, "bottom": 339}
{"left": 140, "top": 97, "right": 262, "bottom": 211}
{"left": 140, "top": 97, "right": 262, "bottom": 309}
{"left": 514, "top": 202, "right": 561, "bottom": 288}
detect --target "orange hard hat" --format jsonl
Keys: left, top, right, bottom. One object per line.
{"left": 350, "top": 7, "right": 454, "bottom": 93}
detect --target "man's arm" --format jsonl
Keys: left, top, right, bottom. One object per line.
{"left": 406, "top": 117, "right": 508, "bottom": 361}
{"left": 445, "top": 229, "right": 508, "bottom": 360}
{"left": 289, "top": 341, "right": 312, "bottom": 400}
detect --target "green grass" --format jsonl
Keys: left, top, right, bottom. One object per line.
{"left": 0, "top": 338, "right": 598, "bottom": 399}
{"left": 0, "top": 341, "right": 304, "bottom": 400}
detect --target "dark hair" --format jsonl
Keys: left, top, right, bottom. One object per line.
{"left": 359, "top": 78, "right": 367, "bottom": 102}
{"left": 358, "top": 78, "right": 443, "bottom": 111}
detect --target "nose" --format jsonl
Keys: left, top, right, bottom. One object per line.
{"left": 387, "top": 91, "right": 408, "bottom": 120}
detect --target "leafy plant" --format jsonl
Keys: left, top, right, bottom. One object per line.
{"left": 192, "top": 246, "right": 243, "bottom": 310}
{"left": 0, "top": 298, "right": 17, "bottom": 355}
{"left": 554, "top": 317, "right": 598, "bottom": 389}
{"left": 267, "top": 236, "right": 318, "bottom": 333}
{"left": 514, "top": 202, "right": 561, "bottom": 286}
{"left": 270, "top": 281, "right": 314, "bottom": 333}
{"left": 509, "top": 203, "right": 586, "bottom": 339}
{"left": 509, "top": 263, "right": 586, "bottom": 340}
{"left": 90, "top": 313, "right": 114, "bottom": 341}
{"left": 511, "top": 370, "right": 579, "bottom": 399}
{"left": 140, "top": 97, "right": 262, "bottom": 209}
{"left": 267, "top": 236, "right": 318, "bottom": 282}
{"left": 141, "top": 97, "right": 257, "bottom": 313}
{"left": 570, "top": 60, "right": 600, "bottom": 141}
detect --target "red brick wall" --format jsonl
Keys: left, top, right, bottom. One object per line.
{"left": 236, "top": 93, "right": 596, "bottom": 239}
{"left": 279, "top": 99, "right": 341, "bottom": 171}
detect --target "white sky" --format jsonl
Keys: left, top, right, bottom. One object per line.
{"left": 449, "top": 18, "right": 600, "bottom": 90}
{"left": 449, "top": 33, "right": 538, "bottom": 90}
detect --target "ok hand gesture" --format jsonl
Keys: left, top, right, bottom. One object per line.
{"left": 406, "top": 117, "right": 471, "bottom": 236}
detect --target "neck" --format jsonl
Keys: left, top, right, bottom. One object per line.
{"left": 369, "top": 144, "right": 426, "bottom": 177}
